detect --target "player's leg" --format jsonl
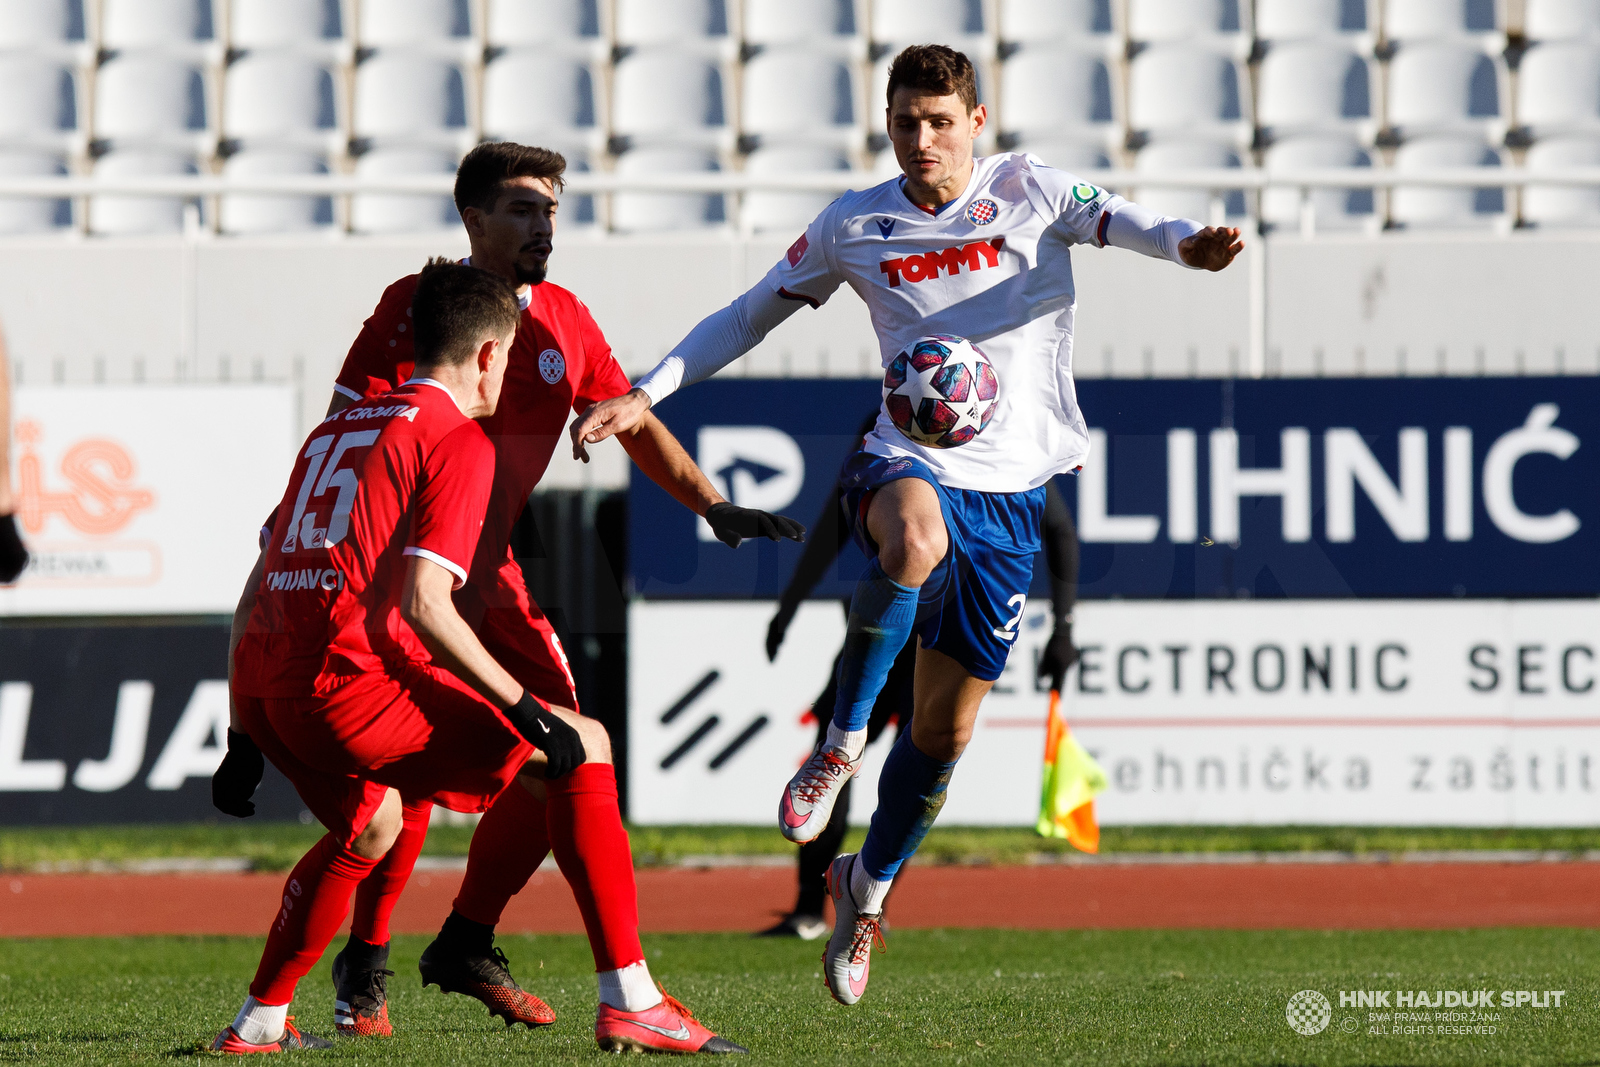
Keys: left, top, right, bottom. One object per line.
{"left": 780, "top": 469, "right": 947, "bottom": 843}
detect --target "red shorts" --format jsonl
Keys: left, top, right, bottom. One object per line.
{"left": 236, "top": 664, "right": 534, "bottom": 848}
{"left": 454, "top": 555, "right": 578, "bottom": 712}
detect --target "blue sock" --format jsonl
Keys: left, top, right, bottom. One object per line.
{"left": 830, "top": 559, "right": 919, "bottom": 734}
{"left": 858, "top": 731, "right": 957, "bottom": 881}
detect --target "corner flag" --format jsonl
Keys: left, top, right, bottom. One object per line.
{"left": 1035, "top": 689, "right": 1107, "bottom": 852}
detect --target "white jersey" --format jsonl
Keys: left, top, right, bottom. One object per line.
{"left": 766, "top": 152, "right": 1175, "bottom": 493}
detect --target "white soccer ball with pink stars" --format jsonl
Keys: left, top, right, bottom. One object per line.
{"left": 882, "top": 335, "right": 1000, "bottom": 449}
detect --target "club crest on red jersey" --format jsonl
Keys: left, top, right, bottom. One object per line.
{"left": 538, "top": 348, "right": 566, "bottom": 384}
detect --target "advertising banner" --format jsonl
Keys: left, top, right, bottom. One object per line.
{"left": 628, "top": 599, "right": 1600, "bottom": 826}
{"left": 1, "top": 385, "right": 296, "bottom": 616}
{"left": 630, "top": 378, "right": 1597, "bottom": 600}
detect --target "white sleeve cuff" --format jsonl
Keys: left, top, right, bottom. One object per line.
{"left": 332, "top": 382, "right": 363, "bottom": 401}
{"left": 634, "top": 357, "right": 685, "bottom": 408}
{"left": 403, "top": 546, "right": 468, "bottom": 589}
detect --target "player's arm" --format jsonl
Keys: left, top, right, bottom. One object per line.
{"left": 213, "top": 548, "right": 267, "bottom": 817}
{"left": 1036, "top": 480, "right": 1081, "bottom": 691}
{"left": 1100, "top": 201, "right": 1243, "bottom": 272}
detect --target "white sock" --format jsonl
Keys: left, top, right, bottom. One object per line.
{"left": 598, "top": 959, "right": 662, "bottom": 1012}
{"left": 231, "top": 996, "right": 287, "bottom": 1045}
{"left": 848, "top": 855, "right": 893, "bottom": 915}
{"left": 824, "top": 722, "right": 868, "bottom": 761}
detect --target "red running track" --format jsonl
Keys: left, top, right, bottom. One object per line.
{"left": 5, "top": 862, "right": 1600, "bottom": 938}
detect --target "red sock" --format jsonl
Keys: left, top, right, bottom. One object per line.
{"left": 349, "top": 799, "right": 432, "bottom": 944}
{"left": 250, "top": 834, "right": 382, "bottom": 1004}
{"left": 452, "top": 781, "right": 552, "bottom": 925}
{"left": 545, "top": 763, "right": 644, "bottom": 971}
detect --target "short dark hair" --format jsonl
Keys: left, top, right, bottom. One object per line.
{"left": 453, "top": 141, "right": 567, "bottom": 216}
{"left": 886, "top": 44, "right": 979, "bottom": 113}
{"left": 411, "top": 258, "right": 521, "bottom": 368}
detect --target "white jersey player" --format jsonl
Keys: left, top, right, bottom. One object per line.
{"left": 572, "top": 44, "right": 1242, "bottom": 1005}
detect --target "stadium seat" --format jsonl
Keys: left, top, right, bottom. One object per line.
{"left": 1523, "top": 135, "right": 1600, "bottom": 226}
{"left": 219, "top": 149, "right": 332, "bottom": 233}
{"left": 350, "top": 147, "right": 458, "bottom": 233}
{"left": 93, "top": 55, "right": 210, "bottom": 148}
{"left": 486, "top": 0, "right": 604, "bottom": 54}
{"left": 741, "top": 49, "right": 858, "bottom": 148}
{"left": 1390, "top": 134, "right": 1505, "bottom": 229}
{"left": 482, "top": 51, "right": 603, "bottom": 153}
{"left": 1261, "top": 134, "right": 1375, "bottom": 232}
{"left": 356, "top": 0, "right": 471, "bottom": 47}
{"left": 1127, "top": 45, "right": 1252, "bottom": 147}
{"left": 1256, "top": 42, "right": 1377, "bottom": 143}
{"left": 870, "top": 0, "right": 991, "bottom": 66}
{"left": 614, "top": 0, "right": 729, "bottom": 50}
{"left": 611, "top": 146, "right": 724, "bottom": 232}
{"left": 0, "top": 0, "right": 86, "bottom": 50}
{"left": 101, "top": 0, "right": 214, "bottom": 46}
{"left": 744, "top": 0, "right": 861, "bottom": 50}
{"left": 998, "top": 47, "right": 1118, "bottom": 152}
{"left": 1011, "top": 139, "right": 1111, "bottom": 173}
{"left": 1255, "top": 0, "right": 1373, "bottom": 41}
{"left": 1383, "top": 0, "right": 1504, "bottom": 43}
{"left": 1516, "top": 42, "right": 1600, "bottom": 137}
{"left": 223, "top": 54, "right": 339, "bottom": 149}
{"left": 352, "top": 53, "right": 470, "bottom": 150}
{"left": 0, "top": 150, "right": 71, "bottom": 233}
{"left": 610, "top": 51, "right": 729, "bottom": 150}
{"left": 1128, "top": 0, "right": 1250, "bottom": 57}
{"left": 1385, "top": 42, "right": 1505, "bottom": 140}
{"left": 1526, "top": 0, "right": 1600, "bottom": 40}
{"left": 1134, "top": 138, "right": 1246, "bottom": 222}
{"left": 229, "top": 0, "right": 344, "bottom": 49}
{"left": 743, "top": 145, "right": 848, "bottom": 233}
{"left": 89, "top": 149, "right": 198, "bottom": 235}
{"left": 999, "top": 0, "right": 1115, "bottom": 45}
{"left": 0, "top": 59, "right": 80, "bottom": 149}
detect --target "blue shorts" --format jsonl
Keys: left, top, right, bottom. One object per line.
{"left": 839, "top": 452, "right": 1044, "bottom": 682}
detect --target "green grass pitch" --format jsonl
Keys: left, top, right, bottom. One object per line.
{"left": 1, "top": 929, "right": 1592, "bottom": 1065}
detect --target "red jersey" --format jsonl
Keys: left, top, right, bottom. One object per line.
{"left": 335, "top": 274, "right": 631, "bottom": 582}
{"left": 235, "top": 380, "right": 494, "bottom": 697}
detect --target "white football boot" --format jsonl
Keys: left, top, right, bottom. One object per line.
{"left": 778, "top": 742, "right": 862, "bottom": 844}
{"left": 822, "top": 854, "right": 885, "bottom": 1006}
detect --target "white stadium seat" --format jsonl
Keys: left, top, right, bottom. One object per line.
{"left": 1517, "top": 41, "right": 1600, "bottom": 136}
{"left": 101, "top": 0, "right": 214, "bottom": 46}
{"left": 741, "top": 49, "right": 858, "bottom": 147}
{"left": 482, "top": 52, "right": 603, "bottom": 151}
{"left": 610, "top": 51, "right": 728, "bottom": 148}
{"left": 1000, "top": 0, "right": 1115, "bottom": 44}
{"left": 744, "top": 0, "right": 860, "bottom": 47}
{"left": 1256, "top": 42, "right": 1377, "bottom": 142}
{"left": 612, "top": 146, "right": 725, "bottom": 232}
{"left": 1012, "top": 139, "right": 1111, "bottom": 173}
{"left": 1391, "top": 134, "right": 1505, "bottom": 229}
{"left": 1256, "top": 0, "right": 1373, "bottom": 41}
{"left": 1385, "top": 42, "right": 1505, "bottom": 139}
{"left": 614, "top": 0, "right": 730, "bottom": 48}
{"left": 94, "top": 55, "right": 209, "bottom": 146}
{"left": 1128, "top": 45, "right": 1252, "bottom": 146}
{"left": 1135, "top": 138, "right": 1246, "bottom": 221}
{"left": 1384, "top": 0, "right": 1504, "bottom": 42}
{"left": 351, "top": 147, "right": 458, "bottom": 233}
{"left": 872, "top": 0, "right": 987, "bottom": 40}
{"left": 1262, "top": 134, "right": 1376, "bottom": 232}
{"left": 1523, "top": 134, "right": 1600, "bottom": 226}
{"left": 0, "top": 0, "right": 86, "bottom": 49}
{"left": 352, "top": 53, "right": 470, "bottom": 147}
{"left": 357, "top": 0, "right": 470, "bottom": 46}
{"left": 220, "top": 149, "right": 332, "bottom": 233}
{"left": 999, "top": 47, "right": 1118, "bottom": 150}
{"left": 1129, "top": 0, "right": 1250, "bottom": 56}
{"left": 229, "top": 0, "right": 343, "bottom": 48}
{"left": 89, "top": 149, "right": 197, "bottom": 234}
{"left": 0, "top": 59, "right": 79, "bottom": 147}
{"left": 223, "top": 54, "right": 339, "bottom": 147}
{"left": 742, "top": 144, "right": 847, "bottom": 233}
{"left": 486, "top": 0, "right": 603, "bottom": 50}
{"left": 1526, "top": 0, "right": 1600, "bottom": 40}
{"left": 0, "top": 151, "right": 71, "bottom": 233}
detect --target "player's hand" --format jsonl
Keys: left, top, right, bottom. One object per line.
{"left": 570, "top": 389, "right": 652, "bottom": 463}
{"left": 1178, "top": 226, "right": 1244, "bottom": 272}
{"left": 704, "top": 502, "right": 806, "bottom": 550}
{"left": 1036, "top": 623, "right": 1080, "bottom": 692}
{"left": 212, "top": 729, "right": 264, "bottom": 818}
{"left": 765, "top": 601, "right": 798, "bottom": 661}
{"left": 505, "top": 692, "right": 586, "bottom": 779}
{"left": 0, "top": 514, "right": 27, "bottom": 584}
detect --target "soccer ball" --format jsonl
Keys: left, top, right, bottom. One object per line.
{"left": 882, "top": 335, "right": 999, "bottom": 449}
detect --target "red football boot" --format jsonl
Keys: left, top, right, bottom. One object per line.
{"left": 210, "top": 1017, "right": 333, "bottom": 1054}
{"left": 418, "top": 937, "right": 556, "bottom": 1028}
{"left": 595, "top": 985, "right": 748, "bottom": 1054}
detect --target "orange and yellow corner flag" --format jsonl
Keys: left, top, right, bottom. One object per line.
{"left": 1036, "top": 689, "right": 1108, "bottom": 853}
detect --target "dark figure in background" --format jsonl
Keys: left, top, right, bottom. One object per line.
{"left": 759, "top": 416, "right": 1082, "bottom": 939}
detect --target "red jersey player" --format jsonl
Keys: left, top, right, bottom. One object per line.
{"left": 214, "top": 144, "right": 776, "bottom": 1054}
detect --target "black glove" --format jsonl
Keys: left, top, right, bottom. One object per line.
{"left": 1037, "top": 622, "right": 1080, "bottom": 692}
{"left": 212, "top": 728, "right": 264, "bottom": 818}
{"left": 0, "top": 514, "right": 28, "bottom": 584}
{"left": 765, "top": 601, "right": 798, "bottom": 662}
{"left": 504, "top": 692, "right": 586, "bottom": 779}
{"left": 704, "top": 502, "right": 806, "bottom": 550}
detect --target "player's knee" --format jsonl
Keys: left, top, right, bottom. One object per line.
{"left": 912, "top": 723, "right": 970, "bottom": 763}
{"left": 879, "top": 524, "right": 945, "bottom": 586}
{"left": 352, "top": 790, "right": 404, "bottom": 859}
{"left": 577, "top": 718, "right": 613, "bottom": 765}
